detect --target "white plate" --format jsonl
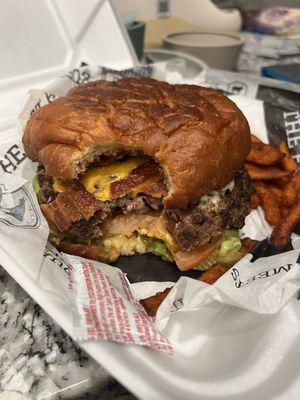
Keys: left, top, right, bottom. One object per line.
{"left": 1, "top": 3, "right": 300, "bottom": 400}
{"left": 1, "top": 67, "right": 300, "bottom": 400}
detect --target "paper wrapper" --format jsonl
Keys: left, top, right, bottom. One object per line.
{"left": 0, "top": 64, "right": 299, "bottom": 356}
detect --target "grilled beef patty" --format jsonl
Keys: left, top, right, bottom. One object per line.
{"left": 167, "top": 169, "right": 252, "bottom": 251}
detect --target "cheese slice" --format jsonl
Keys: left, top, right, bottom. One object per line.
{"left": 53, "top": 179, "right": 73, "bottom": 193}
{"left": 80, "top": 157, "right": 146, "bottom": 201}
{"left": 52, "top": 157, "right": 147, "bottom": 201}
{"left": 138, "top": 222, "right": 178, "bottom": 254}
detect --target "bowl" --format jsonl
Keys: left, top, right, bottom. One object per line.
{"left": 163, "top": 31, "right": 244, "bottom": 70}
{"left": 143, "top": 48, "right": 208, "bottom": 79}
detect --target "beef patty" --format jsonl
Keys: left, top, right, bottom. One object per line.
{"left": 167, "top": 169, "right": 252, "bottom": 251}
{"left": 38, "top": 166, "right": 252, "bottom": 251}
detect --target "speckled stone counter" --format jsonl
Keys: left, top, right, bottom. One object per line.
{"left": 0, "top": 265, "right": 137, "bottom": 400}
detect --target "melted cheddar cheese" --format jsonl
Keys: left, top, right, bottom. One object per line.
{"left": 53, "top": 180, "right": 73, "bottom": 193}
{"left": 138, "top": 217, "right": 178, "bottom": 254}
{"left": 53, "top": 157, "right": 146, "bottom": 201}
{"left": 81, "top": 157, "right": 146, "bottom": 201}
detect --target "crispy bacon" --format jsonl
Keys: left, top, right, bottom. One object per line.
{"left": 110, "top": 160, "right": 166, "bottom": 199}
{"left": 132, "top": 173, "right": 167, "bottom": 198}
{"left": 41, "top": 185, "right": 104, "bottom": 232}
{"left": 42, "top": 160, "right": 167, "bottom": 232}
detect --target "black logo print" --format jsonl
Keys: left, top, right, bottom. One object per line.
{"left": 65, "top": 68, "right": 91, "bottom": 85}
{"left": 43, "top": 243, "right": 70, "bottom": 274}
{"left": 171, "top": 297, "right": 184, "bottom": 312}
{"left": 228, "top": 81, "right": 248, "bottom": 96}
{"left": 0, "top": 184, "right": 40, "bottom": 229}
{"left": 100, "top": 66, "right": 153, "bottom": 81}
{"left": 30, "top": 92, "right": 56, "bottom": 115}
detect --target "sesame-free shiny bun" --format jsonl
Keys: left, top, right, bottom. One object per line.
{"left": 23, "top": 78, "right": 251, "bottom": 209}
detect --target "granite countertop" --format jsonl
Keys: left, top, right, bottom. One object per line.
{"left": 0, "top": 265, "right": 137, "bottom": 400}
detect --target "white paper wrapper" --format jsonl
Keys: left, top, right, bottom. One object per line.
{"left": 0, "top": 63, "right": 299, "bottom": 357}
{"left": 156, "top": 250, "right": 300, "bottom": 332}
{"left": 65, "top": 254, "right": 174, "bottom": 354}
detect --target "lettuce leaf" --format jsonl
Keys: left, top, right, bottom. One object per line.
{"left": 217, "top": 229, "right": 242, "bottom": 264}
{"left": 194, "top": 229, "right": 242, "bottom": 270}
{"left": 32, "top": 175, "right": 40, "bottom": 194}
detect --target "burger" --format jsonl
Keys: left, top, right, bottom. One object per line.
{"left": 23, "top": 78, "right": 252, "bottom": 272}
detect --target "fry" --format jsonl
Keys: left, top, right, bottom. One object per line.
{"left": 246, "top": 163, "right": 290, "bottom": 181}
{"left": 270, "top": 202, "right": 300, "bottom": 248}
{"left": 292, "top": 172, "right": 300, "bottom": 197}
{"left": 251, "top": 134, "right": 263, "bottom": 144}
{"left": 255, "top": 182, "right": 281, "bottom": 226}
{"left": 267, "top": 184, "right": 283, "bottom": 205}
{"left": 282, "top": 187, "right": 297, "bottom": 206}
{"left": 280, "top": 206, "right": 290, "bottom": 217}
{"left": 240, "top": 238, "right": 259, "bottom": 254}
{"left": 272, "top": 176, "right": 291, "bottom": 189}
{"left": 140, "top": 288, "right": 171, "bottom": 317}
{"left": 282, "top": 172, "right": 300, "bottom": 206}
{"left": 251, "top": 194, "right": 261, "bottom": 208}
{"left": 247, "top": 142, "right": 285, "bottom": 166}
{"left": 278, "top": 139, "right": 298, "bottom": 173}
{"left": 198, "top": 263, "right": 228, "bottom": 285}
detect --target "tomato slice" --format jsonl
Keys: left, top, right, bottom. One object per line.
{"left": 174, "top": 236, "right": 222, "bottom": 271}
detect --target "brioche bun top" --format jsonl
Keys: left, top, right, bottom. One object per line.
{"left": 23, "top": 77, "right": 250, "bottom": 209}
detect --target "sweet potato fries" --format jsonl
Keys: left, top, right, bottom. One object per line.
{"left": 246, "top": 136, "right": 300, "bottom": 249}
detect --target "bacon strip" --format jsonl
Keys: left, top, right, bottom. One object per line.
{"left": 43, "top": 160, "right": 167, "bottom": 232}
{"left": 110, "top": 160, "right": 166, "bottom": 199}
{"left": 131, "top": 173, "right": 167, "bottom": 198}
{"left": 41, "top": 185, "right": 104, "bottom": 232}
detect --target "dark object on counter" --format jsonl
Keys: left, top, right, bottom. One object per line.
{"left": 126, "top": 21, "right": 145, "bottom": 60}
{"left": 262, "top": 64, "right": 300, "bottom": 85}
